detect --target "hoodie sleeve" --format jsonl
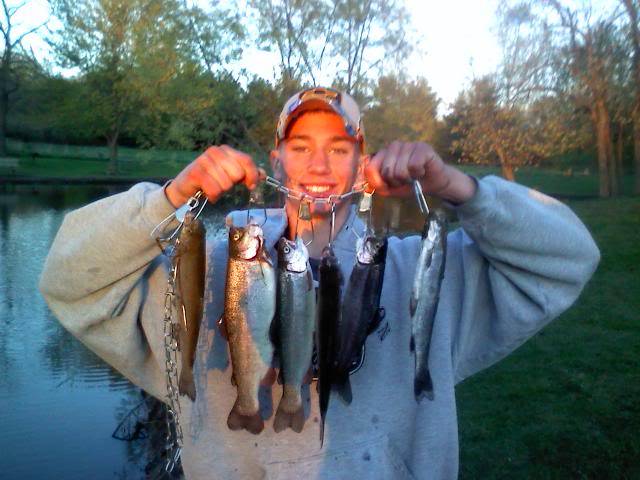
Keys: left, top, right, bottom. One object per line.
{"left": 448, "top": 175, "right": 600, "bottom": 383}
{"left": 39, "top": 182, "right": 179, "bottom": 400}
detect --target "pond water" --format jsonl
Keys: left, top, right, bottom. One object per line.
{"left": 0, "top": 185, "right": 179, "bottom": 480}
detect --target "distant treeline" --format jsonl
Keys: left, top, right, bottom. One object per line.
{"left": 1, "top": 0, "right": 639, "bottom": 196}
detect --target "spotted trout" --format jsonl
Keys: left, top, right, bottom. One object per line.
{"left": 272, "top": 237, "right": 315, "bottom": 433}
{"left": 224, "top": 223, "right": 276, "bottom": 434}
{"left": 334, "top": 235, "right": 388, "bottom": 403}
{"left": 174, "top": 211, "right": 206, "bottom": 402}
{"left": 409, "top": 210, "right": 447, "bottom": 402}
{"left": 316, "top": 246, "right": 343, "bottom": 446}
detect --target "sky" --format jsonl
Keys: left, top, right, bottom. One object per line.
{"left": 17, "top": 0, "right": 503, "bottom": 113}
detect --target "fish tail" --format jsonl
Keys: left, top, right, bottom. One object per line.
{"left": 227, "top": 398, "right": 264, "bottom": 434}
{"left": 409, "top": 296, "right": 418, "bottom": 317}
{"left": 414, "top": 363, "right": 434, "bottom": 402}
{"left": 178, "top": 368, "right": 196, "bottom": 401}
{"left": 273, "top": 386, "right": 305, "bottom": 433}
{"left": 332, "top": 374, "right": 353, "bottom": 405}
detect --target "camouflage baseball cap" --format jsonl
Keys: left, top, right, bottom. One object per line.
{"left": 275, "top": 87, "right": 365, "bottom": 150}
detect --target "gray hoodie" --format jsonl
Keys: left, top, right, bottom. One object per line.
{"left": 39, "top": 175, "right": 599, "bottom": 479}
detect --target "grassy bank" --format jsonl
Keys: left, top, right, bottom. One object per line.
{"left": 457, "top": 197, "right": 640, "bottom": 478}
{"left": 3, "top": 149, "right": 635, "bottom": 198}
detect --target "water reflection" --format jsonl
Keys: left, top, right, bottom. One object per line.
{"left": 0, "top": 184, "right": 152, "bottom": 479}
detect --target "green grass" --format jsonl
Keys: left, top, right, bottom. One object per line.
{"left": 458, "top": 165, "right": 636, "bottom": 197}
{"left": 2, "top": 155, "right": 188, "bottom": 179}
{"left": 457, "top": 198, "right": 640, "bottom": 479}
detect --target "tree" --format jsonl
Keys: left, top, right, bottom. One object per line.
{"left": 364, "top": 74, "right": 440, "bottom": 153}
{"left": 251, "top": 0, "right": 414, "bottom": 98}
{"left": 497, "top": 0, "right": 627, "bottom": 196}
{"left": 449, "top": 76, "right": 535, "bottom": 180}
{"left": 251, "top": 0, "right": 328, "bottom": 87}
{"left": 0, "top": 0, "right": 47, "bottom": 156}
{"left": 331, "top": 0, "right": 412, "bottom": 97}
{"left": 49, "top": 0, "right": 242, "bottom": 172}
{"left": 623, "top": 0, "right": 640, "bottom": 194}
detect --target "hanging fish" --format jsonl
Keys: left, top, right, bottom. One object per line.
{"left": 410, "top": 210, "right": 447, "bottom": 402}
{"left": 333, "top": 235, "right": 388, "bottom": 403}
{"left": 174, "top": 211, "right": 206, "bottom": 401}
{"left": 224, "top": 223, "right": 276, "bottom": 434}
{"left": 316, "top": 246, "right": 343, "bottom": 446}
{"left": 272, "top": 237, "right": 316, "bottom": 433}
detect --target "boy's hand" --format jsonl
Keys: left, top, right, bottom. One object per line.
{"left": 165, "top": 145, "right": 260, "bottom": 208}
{"left": 364, "top": 141, "right": 477, "bottom": 205}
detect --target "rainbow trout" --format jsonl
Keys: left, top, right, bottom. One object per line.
{"left": 316, "top": 246, "right": 343, "bottom": 446}
{"left": 334, "top": 235, "right": 387, "bottom": 402}
{"left": 224, "top": 223, "right": 276, "bottom": 434}
{"left": 410, "top": 211, "right": 447, "bottom": 402}
{"left": 272, "top": 237, "right": 315, "bottom": 433}
{"left": 174, "top": 211, "right": 206, "bottom": 401}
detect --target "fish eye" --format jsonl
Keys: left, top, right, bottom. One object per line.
{"left": 233, "top": 232, "right": 241, "bottom": 241}
{"left": 283, "top": 246, "right": 291, "bottom": 254}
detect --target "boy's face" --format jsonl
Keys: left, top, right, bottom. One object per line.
{"left": 270, "top": 111, "right": 364, "bottom": 215}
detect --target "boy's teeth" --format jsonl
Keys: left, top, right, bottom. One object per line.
{"left": 307, "top": 185, "right": 330, "bottom": 193}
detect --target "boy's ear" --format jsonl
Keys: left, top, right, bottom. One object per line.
{"left": 269, "top": 149, "right": 282, "bottom": 181}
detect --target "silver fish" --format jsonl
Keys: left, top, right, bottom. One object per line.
{"left": 224, "top": 223, "right": 276, "bottom": 434}
{"left": 272, "top": 237, "right": 315, "bottom": 433}
{"left": 410, "top": 210, "right": 447, "bottom": 402}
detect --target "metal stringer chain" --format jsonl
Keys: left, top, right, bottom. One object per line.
{"left": 162, "top": 251, "right": 184, "bottom": 474}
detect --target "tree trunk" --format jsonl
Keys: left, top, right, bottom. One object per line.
{"left": 592, "top": 100, "right": 613, "bottom": 197}
{"left": 635, "top": 119, "right": 640, "bottom": 195}
{"left": 623, "top": 0, "right": 640, "bottom": 194}
{"left": 107, "top": 132, "right": 119, "bottom": 175}
{"left": 615, "top": 121, "right": 624, "bottom": 192}
{"left": 0, "top": 88, "right": 8, "bottom": 157}
{"left": 495, "top": 144, "right": 516, "bottom": 181}
{"left": 500, "top": 163, "right": 515, "bottom": 181}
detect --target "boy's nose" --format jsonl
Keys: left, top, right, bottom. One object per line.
{"left": 307, "top": 149, "right": 330, "bottom": 174}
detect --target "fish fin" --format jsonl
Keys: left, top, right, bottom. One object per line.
{"left": 273, "top": 402, "right": 305, "bottom": 433}
{"left": 302, "top": 367, "right": 313, "bottom": 385}
{"left": 414, "top": 367, "right": 434, "bottom": 402}
{"left": 178, "top": 368, "right": 196, "bottom": 401}
{"left": 320, "top": 416, "right": 326, "bottom": 447}
{"left": 269, "top": 311, "right": 280, "bottom": 349}
{"left": 332, "top": 376, "right": 353, "bottom": 405}
{"left": 306, "top": 269, "right": 314, "bottom": 292}
{"left": 261, "top": 367, "right": 277, "bottom": 386}
{"left": 367, "top": 306, "right": 385, "bottom": 334}
{"left": 410, "top": 335, "right": 415, "bottom": 352}
{"left": 217, "top": 315, "right": 228, "bottom": 340}
{"left": 409, "top": 296, "right": 418, "bottom": 317}
{"left": 227, "top": 400, "right": 264, "bottom": 434}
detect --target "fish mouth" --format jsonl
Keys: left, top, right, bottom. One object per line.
{"left": 236, "top": 237, "right": 262, "bottom": 260}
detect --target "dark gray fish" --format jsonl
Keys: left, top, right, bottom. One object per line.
{"left": 410, "top": 211, "right": 447, "bottom": 402}
{"left": 174, "top": 211, "right": 206, "bottom": 401}
{"left": 272, "top": 237, "right": 316, "bottom": 433}
{"left": 333, "top": 235, "right": 388, "bottom": 403}
{"left": 224, "top": 223, "right": 276, "bottom": 434}
{"left": 316, "top": 246, "right": 343, "bottom": 446}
